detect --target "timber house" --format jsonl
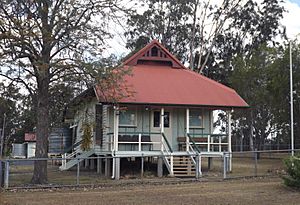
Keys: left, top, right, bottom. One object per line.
{"left": 61, "top": 40, "right": 248, "bottom": 179}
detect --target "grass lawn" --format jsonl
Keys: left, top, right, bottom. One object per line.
{"left": 6, "top": 153, "right": 287, "bottom": 187}
{"left": 1, "top": 177, "right": 299, "bottom": 205}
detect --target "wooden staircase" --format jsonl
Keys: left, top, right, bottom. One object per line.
{"left": 172, "top": 156, "right": 196, "bottom": 177}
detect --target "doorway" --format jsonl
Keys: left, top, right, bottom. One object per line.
{"left": 151, "top": 109, "right": 172, "bottom": 148}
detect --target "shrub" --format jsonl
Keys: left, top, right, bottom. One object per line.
{"left": 80, "top": 122, "right": 93, "bottom": 151}
{"left": 283, "top": 154, "right": 300, "bottom": 188}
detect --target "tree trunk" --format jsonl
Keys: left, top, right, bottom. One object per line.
{"left": 31, "top": 69, "right": 50, "bottom": 184}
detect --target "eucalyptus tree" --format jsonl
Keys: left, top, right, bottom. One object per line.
{"left": 126, "top": 0, "right": 285, "bottom": 84}
{"left": 125, "top": 0, "right": 195, "bottom": 63}
{"left": 0, "top": 82, "right": 22, "bottom": 156}
{"left": 0, "top": 0, "right": 127, "bottom": 184}
{"left": 267, "top": 41, "right": 300, "bottom": 149}
{"left": 230, "top": 45, "right": 279, "bottom": 151}
{"left": 207, "top": 0, "right": 286, "bottom": 84}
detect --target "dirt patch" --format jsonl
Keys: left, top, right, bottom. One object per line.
{"left": 2, "top": 177, "right": 300, "bottom": 205}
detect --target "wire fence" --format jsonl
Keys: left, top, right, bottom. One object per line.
{"left": 231, "top": 144, "right": 300, "bottom": 152}
{"left": 0, "top": 149, "right": 299, "bottom": 189}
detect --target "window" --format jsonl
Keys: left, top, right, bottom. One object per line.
{"left": 153, "top": 111, "right": 170, "bottom": 128}
{"left": 119, "top": 109, "right": 136, "bottom": 126}
{"left": 151, "top": 46, "right": 158, "bottom": 56}
{"left": 189, "top": 110, "right": 203, "bottom": 128}
{"left": 153, "top": 111, "right": 160, "bottom": 127}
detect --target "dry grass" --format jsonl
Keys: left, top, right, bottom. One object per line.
{"left": 1, "top": 177, "right": 300, "bottom": 205}
{"left": 9, "top": 164, "right": 111, "bottom": 186}
{"left": 7, "top": 154, "right": 288, "bottom": 187}
{"left": 1, "top": 154, "right": 297, "bottom": 205}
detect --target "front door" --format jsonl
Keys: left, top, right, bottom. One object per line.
{"left": 151, "top": 109, "right": 172, "bottom": 149}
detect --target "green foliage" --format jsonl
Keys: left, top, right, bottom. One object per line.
{"left": 207, "top": 0, "right": 285, "bottom": 84}
{"left": 0, "top": 0, "right": 128, "bottom": 184}
{"left": 80, "top": 106, "right": 95, "bottom": 151}
{"left": 126, "top": 0, "right": 285, "bottom": 80}
{"left": 267, "top": 42, "right": 300, "bottom": 147}
{"left": 230, "top": 41, "right": 300, "bottom": 151}
{"left": 283, "top": 154, "right": 300, "bottom": 188}
{"left": 80, "top": 121, "right": 93, "bottom": 151}
{"left": 0, "top": 83, "right": 24, "bottom": 156}
{"left": 125, "top": 0, "right": 195, "bottom": 63}
{"left": 229, "top": 45, "right": 278, "bottom": 150}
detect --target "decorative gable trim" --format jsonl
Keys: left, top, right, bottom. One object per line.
{"left": 123, "top": 40, "right": 186, "bottom": 69}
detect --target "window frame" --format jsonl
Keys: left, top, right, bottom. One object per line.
{"left": 189, "top": 110, "right": 204, "bottom": 129}
{"left": 153, "top": 110, "right": 170, "bottom": 128}
{"left": 119, "top": 108, "right": 137, "bottom": 127}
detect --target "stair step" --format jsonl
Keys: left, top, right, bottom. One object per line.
{"left": 59, "top": 149, "right": 95, "bottom": 171}
{"left": 174, "top": 174, "right": 195, "bottom": 177}
{"left": 173, "top": 165, "right": 193, "bottom": 167}
{"left": 173, "top": 167, "right": 195, "bottom": 170}
{"left": 173, "top": 170, "right": 195, "bottom": 174}
{"left": 164, "top": 155, "right": 198, "bottom": 178}
{"left": 174, "top": 170, "right": 196, "bottom": 173}
{"left": 171, "top": 159, "right": 193, "bottom": 162}
{"left": 173, "top": 162, "right": 193, "bottom": 165}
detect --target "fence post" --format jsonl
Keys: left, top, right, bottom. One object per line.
{"left": 0, "top": 160, "right": 4, "bottom": 188}
{"left": 254, "top": 148, "right": 258, "bottom": 177}
{"left": 199, "top": 153, "right": 202, "bottom": 177}
{"left": 157, "top": 156, "right": 163, "bottom": 177}
{"left": 0, "top": 160, "right": 3, "bottom": 187}
{"left": 141, "top": 154, "right": 144, "bottom": 178}
{"left": 170, "top": 154, "right": 174, "bottom": 176}
{"left": 4, "top": 160, "right": 9, "bottom": 189}
{"left": 64, "top": 153, "right": 67, "bottom": 168}
{"left": 195, "top": 154, "right": 200, "bottom": 180}
{"left": 76, "top": 158, "right": 80, "bottom": 185}
{"left": 223, "top": 152, "right": 227, "bottom": 179}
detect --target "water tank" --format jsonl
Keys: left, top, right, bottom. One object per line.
{"left": 12, "top": 143, "right": 26, "bottom": 158}
{"left": 48, "top": 127, "right": 72, "bottom": 154}
{"left": 26, "top": 142, "right": 36, "bottom": 158}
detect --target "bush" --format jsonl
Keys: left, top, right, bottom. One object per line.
{"left": 80, "top": 122, "right": 93, "bottom": 151}
{"left": 283, "top": 154, "right": 300, "bottom": 188}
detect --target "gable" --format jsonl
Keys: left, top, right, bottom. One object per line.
{"left": 123, "top": 40, "right": 185, "bottom": 69}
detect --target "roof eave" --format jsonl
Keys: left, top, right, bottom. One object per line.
{"left": 98, "top": 101, "right": 250, "bottom": 109}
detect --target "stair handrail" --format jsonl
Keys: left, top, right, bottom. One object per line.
{"left": 187, "top": 133, "right": 201, "bottom": 153}
{"left": 63, "top": 139, "right": 83, "bottom": 153}
{"left": 186, "top": 133, "right": 201, "bottom": 170}
{"left": 62, "top": 132, "right": 95, "bottom": 165}
{"left": 60, "top": 149, "right": 94, "bottom": 170}
{"left": 161, "top": 133, "right": 173, "bottom": 153}
{"left": 161, "top": 133, "right": 174, "bottom": 176}
{"left": 61, "top": 148, "right": 81, "bottom": 169}
{"left": 65, "top": 148, "right": 80, "bottom": 159}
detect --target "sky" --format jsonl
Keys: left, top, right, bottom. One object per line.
{"left": 104, "top": 0, "right": 300, "bottom": 57}
{"left": 283, "top": 0, "right": 300, "bottom": 38}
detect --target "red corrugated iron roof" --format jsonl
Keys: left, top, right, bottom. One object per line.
{"left": 95, "top": 40, "right": 248, "bottom": 108}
